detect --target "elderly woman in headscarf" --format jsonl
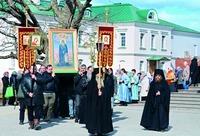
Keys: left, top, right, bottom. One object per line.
{"left": 176, "top": 66, "right": 183, "bottom": 90}
{"left": 2, "top": 71, "right": 10, "bottom": 106}
{"left": 183, "top": 61, "right": 190, "bottom": 90}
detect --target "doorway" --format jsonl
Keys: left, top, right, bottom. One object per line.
{"left": 149, "top": 60, "right": 157, "bottom": 74}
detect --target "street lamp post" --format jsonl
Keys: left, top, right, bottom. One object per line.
{"left": 96, "top": 42, "right": 104, "bottom": 96}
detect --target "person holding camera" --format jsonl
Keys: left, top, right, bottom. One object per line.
{"left": 74, "top": 64, "right": 88, "bottom": 123}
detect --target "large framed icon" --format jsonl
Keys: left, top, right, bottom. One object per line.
{"left": 48, "top": 29, "right": 78, "bottom": 73}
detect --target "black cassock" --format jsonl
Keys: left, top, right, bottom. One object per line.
{"left": 140, "top": 72, "right": 170, "bottom": 131}
{"left": 190, "top": 58, "right": 198, "bottom": 84}
{"left": 86, "top": 77, "right": 113, "bottom": 134}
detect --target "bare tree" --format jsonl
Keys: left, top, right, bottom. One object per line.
{"left": 0, "top": 0, "right": 92, "bottom": 64}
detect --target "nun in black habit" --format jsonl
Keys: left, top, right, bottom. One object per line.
{"left": 86, "top": 68, "right": 113, "bottom": 135}
{"left": 140, "top": 69, "right": 170, "bottom": 131}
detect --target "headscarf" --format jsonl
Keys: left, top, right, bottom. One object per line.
{"left": 3, "top": 71, "right": 9, "bottom": 77}
{"left": 176, "top": 67, "right": 182, "bottom": 78}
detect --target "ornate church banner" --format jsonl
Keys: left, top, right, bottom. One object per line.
{"left": 97, "top": 26, "right": 114, "bottom": 67}
{"left": 18, "top": 27, "right": 37, "bottom": 69}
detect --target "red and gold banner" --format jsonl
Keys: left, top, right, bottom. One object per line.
{"left": 18, "top": 27, "right": 37, "bottom": 69}
{"left": 97, "top": 26, "right": 114, "bottom": 67}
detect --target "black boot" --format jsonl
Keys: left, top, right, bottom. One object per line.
{"left": 19, "top": 120, "right": 24, "bottom": 125}
{"left": 28, "top": 121, "right": 34, "bottom": 129}
{"left": 34, "top": 119, "right": 41, "bottom": 130}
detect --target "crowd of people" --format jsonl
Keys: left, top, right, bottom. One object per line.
{"left": 1, "top": 56, "right": 199, "bottom": 134}
{"left": 2, "top": 64, "right": 59, "bottom": 130}
{"left": 167, "top": 56, "right": 200, "bottom": 92}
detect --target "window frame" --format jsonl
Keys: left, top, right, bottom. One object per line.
{"left": 151, "top": 34, "right": 156, "bottom": 49}
{"left": 78, "top": 30, "right": 83, "bottom": 46}
{"left": 120, "top": 33, "right": 126, "bottom": 47}
{"left": 139, "top": 61, "right": 144, "bottom": 72}
{"left": 161, "top": 35, "right": 166, "bottom": 49}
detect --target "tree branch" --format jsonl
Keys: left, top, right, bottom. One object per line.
{"left": 0, "top": 52, "right": 17, "bottom": 59}
{"left": 0, "top": 16, "right": 21, "bottom": 26}
{"left": 30, "top": 0, "right": 52, "bottom": 11}
{"left": 0, "top": 29, "right": 16, "bottom": 39}
{"left": 73, "top": 0, "right": 92, "bottom": 29}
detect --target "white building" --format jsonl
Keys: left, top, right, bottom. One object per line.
{"left": 78, "top": 3, "right": 200, "bottom": 74}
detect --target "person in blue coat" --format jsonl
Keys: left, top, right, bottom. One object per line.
{"left": 118, "top": 68, "right": 130, "bottom": 106}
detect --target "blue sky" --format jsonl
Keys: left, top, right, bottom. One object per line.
{"left": 92, "top": 0, "right": 200, "bottom": 32}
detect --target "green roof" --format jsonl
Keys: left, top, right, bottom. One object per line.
{"left": 88, "top": 3, "right": 200, "bottom": 34}
{"left": 147, "top": 56, "right": 170, "bottom": 61}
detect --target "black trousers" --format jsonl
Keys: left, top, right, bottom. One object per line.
{"left": 75, "top": 94, "right": 84, "bottom": 119}
{"left": 27, "top": 105, "right": 43, "bottom": 121}
{"left": 19, "top": 99, "right": 26, "bottom": 121}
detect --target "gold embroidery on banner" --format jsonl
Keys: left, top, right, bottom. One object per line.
{"left": 97, "top": 29, "right": 114, "bottom": 67}
{"left": 18, "top": 30, "right": 36, "bottom": 69}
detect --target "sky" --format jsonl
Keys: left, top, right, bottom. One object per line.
{"left": 92, "top": 0, "right": 200, "bottom": 32}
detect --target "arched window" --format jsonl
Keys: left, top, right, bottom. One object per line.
{"left": 147, "top": 10, "right": 158, "bottom": 22}
{"left": 139, "top": 61, "right": 144, "bottom": 72}
{"left": 148, "top": 12, "right": 154, "bottom": 19}
{"left": 84, "top": 10, "right": 91, "bottom": 17}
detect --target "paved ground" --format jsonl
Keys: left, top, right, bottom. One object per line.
{"left": 0, "top": 104, "right": 200, "bottom": 136}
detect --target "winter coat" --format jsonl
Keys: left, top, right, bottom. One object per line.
{"left": 21, "top": 72, "right": 44, "bottom": 106}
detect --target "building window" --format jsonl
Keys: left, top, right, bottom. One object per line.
{"left": 151, "top": 35, "right": 155, "bottom": 48}
{"left": 10, "top": 59, "right": 15, "bottom": 68}
{"left": 140, "top": 33, "right": 145, "bottom": 48}
{"left": 78, "top": 31, "right": 83, "bottom": 46}
{"left": 148, "top": 12, "right": 154, "bottom": 19}
{"left": 147, "top": 10, "right": 158, "bottom": 22}
{"left": 162, "top": 36, "right": 166, "bottom": 49}
{"left": 84, "top": 10, "right": 91, "bottom": 17}
{"left": 139, "top": 61, "right": 144, "bottom": 72}
{"left": 120, "top": 33, "right": 126, "bottom": 47}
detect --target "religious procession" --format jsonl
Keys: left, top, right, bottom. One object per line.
{"left": 1, "top": 1, "right": 200, "bottom": 136}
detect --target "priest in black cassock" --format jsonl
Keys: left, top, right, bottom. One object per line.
{"left": 140, "top": 69, "right": 170, "bottom": 131}
{"left": 86, "top": 68, "right": 113, "bottom": 135}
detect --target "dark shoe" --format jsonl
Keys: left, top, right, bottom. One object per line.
{"left": 19, "top": 120, "right": 24, "bottom": 125}
{"left": 28, "top": 124, "right": 34, "bottom": 129}
{"left": 75, "top": 118, "right": 79, "bottom": 123}
{"left": 70, "top": 116, "right": 74, "bottom": 119}
{"left": 34, "top": 119, "right": 41, "bottom": 130}
{"left": 28, "top": 121, "right": 34, "bottom": 129}
{"left": 34, "top": 124, "right": 41, "bottom": 130}
{"left": 124, "top": 103, "right": 128, "bottom": 106}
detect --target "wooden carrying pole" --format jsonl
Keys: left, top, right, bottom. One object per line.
{"left": 98, "top": 51, "right": 102, "bottom": 96}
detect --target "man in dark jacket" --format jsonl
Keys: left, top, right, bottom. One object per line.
{"left": 21, "top": 65, "right": 45, "bottom": 130}
{"left": 74, "top": 64, "right": 88, "bottom": 123}
{"left": 43, "top": 64, "right": 59, "bottom": 123}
